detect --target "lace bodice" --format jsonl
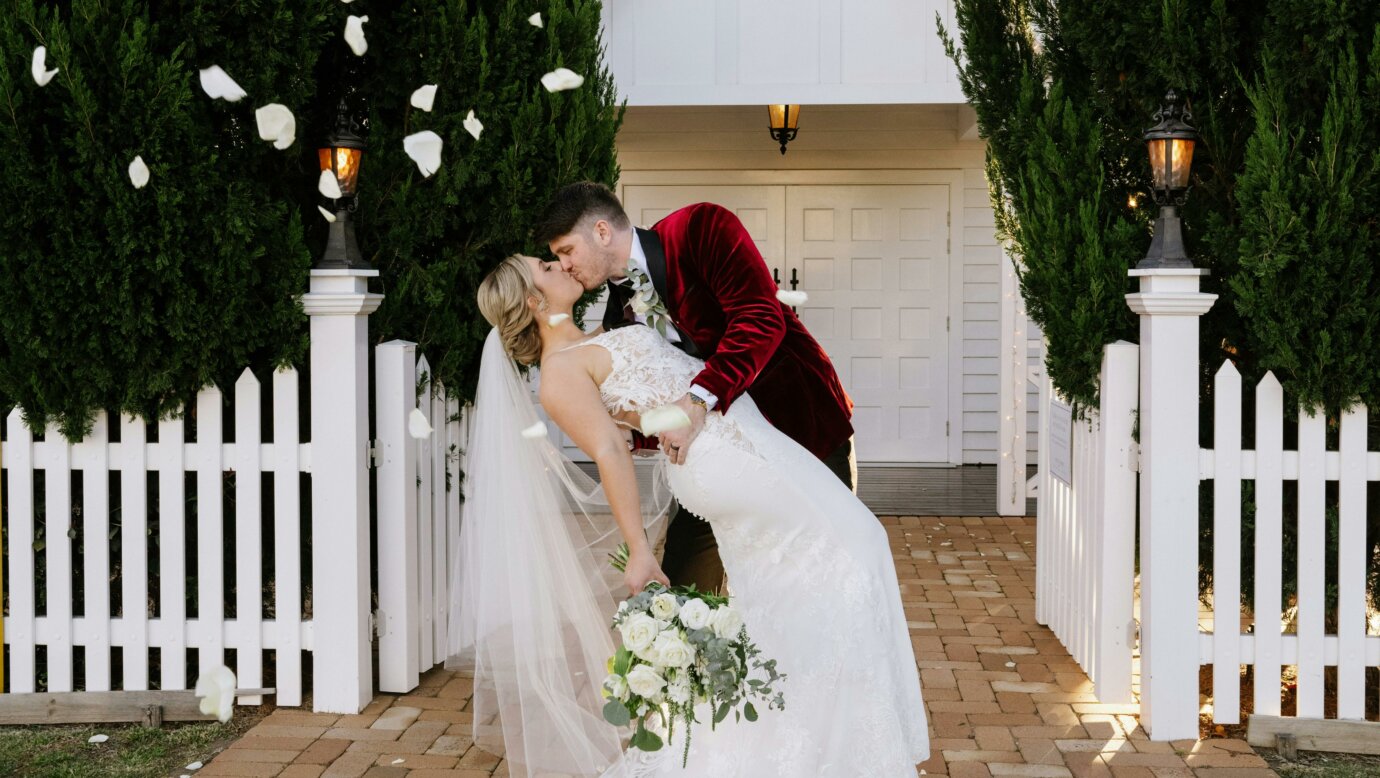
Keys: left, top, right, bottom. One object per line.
{"left": 564, "top": 324, "right": 765, "bottom": 460}
{"left": 568, "top": 325, "right": 705, "bottom": 417}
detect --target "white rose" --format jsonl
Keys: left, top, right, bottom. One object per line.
{"left": 678, "top": 598, "right": 712, "bottom": 631}
{"left": 603, "top": 673, "right": 629, "bottom": 702}
{"left": 710, "top": 605, "right": 744, "bottom": 639}
{"left": 667, "top": 677, "right": 692, "bottom": 704}
{"left": 626, "top": 664, "right": 666, "bottom": 700}
{"left": 635, "top": 641, "right": 661, "bottom": 666}
{"left": 630, "top": 292, "right": 653, "bottom": 315}
{"left": 619, "top": 613, "right": 660, "bottom": 655}
{"left": 651, "top": 630, "right": 695, "bottom": 668}
{"left": 650, "top": 593, "right": 680, "bottom": 620}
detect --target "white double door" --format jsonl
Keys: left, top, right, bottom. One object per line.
{"left": 622, "top": 183, "right": 951, "bottom": 463}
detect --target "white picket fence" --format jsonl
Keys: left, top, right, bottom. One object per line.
{"left": 1035, "top": 341, "right": 1138, "bottom": 704}
{"left": 2, "top": 368, "right": 308, "bottom": 705}
{"left": 374, "top": 341, "right": 466, "bottom": 694}
{"left": 1199, "top": 362, "right": 1380, "bottom": 723}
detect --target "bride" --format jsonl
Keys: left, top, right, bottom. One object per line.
{"left": 448, "top": 254, "right": 929, "bottom": 777}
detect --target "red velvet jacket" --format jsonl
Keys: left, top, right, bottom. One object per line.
{"left": 607, "top": 203, "right": 853, "bottom": 460}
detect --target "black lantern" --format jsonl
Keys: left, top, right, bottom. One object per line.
{"left": 317, "top": 99, "right": 369, "bottom": 270}
{"left": 768, "top": 104, "right": 801, "bottom": 155}
{"left": 1138, "top": 90, "right": 1198, "bottom": 269}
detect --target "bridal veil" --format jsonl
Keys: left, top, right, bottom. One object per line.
{"left": 446, "top": 329, "right": 671, "bottom": 777}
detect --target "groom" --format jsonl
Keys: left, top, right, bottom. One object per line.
{"left": 533, "top": 182, "right": 855, "bottom": 594}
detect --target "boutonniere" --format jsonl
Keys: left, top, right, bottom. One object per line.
{"left": 625, "top": 265, "right": 673, "bottom": 338}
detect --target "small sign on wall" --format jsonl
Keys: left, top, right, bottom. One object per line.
{"left": 1048, "top": 399, "right": 1073, "bottom": 486}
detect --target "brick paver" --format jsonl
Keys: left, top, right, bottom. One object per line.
{"left": 204, "top": 516, "right": 1271, "bottom": 777}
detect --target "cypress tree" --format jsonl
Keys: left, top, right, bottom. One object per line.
{"left": 349, "top": 0, "right": 624, "bottom": 401}
{"left": 1230, "top": 12, "right": 1380, "bottom": 413}
{"left": 944, "top": 0, "right": 1380, "bottom": 623}
{"left": 0, "top": 0, "right": 336, "bottom": 438}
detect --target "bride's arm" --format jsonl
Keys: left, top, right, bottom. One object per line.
{"left": 540, "top": 356, "right": 669, "bottom": 594}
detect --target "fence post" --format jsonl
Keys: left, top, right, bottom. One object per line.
{"left": 998, "top": 250, "right": 1029, "bottom": 515}
{"left": 1125, "top": 269, "right": 1216, "bottom": 739}
{"left": 303, "top": 268, "right": 383, "bottom": 713}
{"left": 1093, "top": 341, "right": 1139, "bottom": 704}
{"left": 375, "top": 340, "right": 420, "bottom": 693}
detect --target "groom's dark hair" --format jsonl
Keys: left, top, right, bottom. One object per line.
{"left": 533, "top": 181, "right": 631, "bottom": 244}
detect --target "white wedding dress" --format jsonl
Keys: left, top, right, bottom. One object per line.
{"left": 564, "top": 325, "right": 930, "bottom": 777}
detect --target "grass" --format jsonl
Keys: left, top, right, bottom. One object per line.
{"left": 1259, "top": 747, "right": 1380, "bottom": 777}
{"left": 0, "top": 707, "right": 266, "bottom": 778}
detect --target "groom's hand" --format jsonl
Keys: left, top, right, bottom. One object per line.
{"left": 659, "top": 394, "right": 706, "bottom": 465}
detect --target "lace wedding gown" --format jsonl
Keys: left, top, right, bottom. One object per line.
{"left": 565, "top": 325, "right": 930, "bottom": 778}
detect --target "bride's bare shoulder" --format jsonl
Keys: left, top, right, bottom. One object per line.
{"left": 539, "top": 341, "right": 613, "bottom": 399}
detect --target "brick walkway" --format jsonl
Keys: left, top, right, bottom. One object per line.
{"left": 197, "top": 517, "right": 1276, "bottom": 777}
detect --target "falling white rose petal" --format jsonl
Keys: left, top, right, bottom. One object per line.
{"left": 408, "top": 408, "right": 433, "bottom": 439}
{"left": 520, "top": 422, "right": 548, "bottom": 440}
{"left": 528, "top": 12, "right": 543, "bottom": 27}
{"left": 403, "top": 130, "right": 444, "bottom": 177}
{"left": 254, "top": 103, "right": 296, "bottom": 150}
{"left": 186, "top": 762, "right": 204, "bottom": 771}
{"left": 198, "top": 65, "right": 246, "bottom": 102}
{"left": 776, "top": 290, "right": 808, "bottom": 306}
{"left": 344, "top": 15, "right": 369, "bottom": 57}
{"left": 1005, "top": 661, "right": 1016, "bottom": 668}
{"left": 128, "top": 156, "right": 150, "bottom": 189}
{"left": 194, "top": 665, "right": 238, "bottom": 724}
{"left": 640, "top": 405, "right": 691, "bottom": 436}
{"left": 391, "top": 759, "right": 405, "bottom": 765}
{"left": 31, "top": 46, "right": 58, "bottom": 86}
{"left": 88, "top": 734, "right": 109, "bottom": 744}
{"left": 540, "top": 67, "right": 584, "bottom": 92}
{"left": 547, "top": 313, "right": 570, "bottom": 327}
{"left": 410, "top": 84, "right": 438, "bottom": 112}
{"left": 318, "top": 169, "right": 343, "bottom": 200}
{"left": 462, "top": 109, "right": 483, "bottom": 140}
{"left": 317, "top": 205, "right": 337, "bottom": 223}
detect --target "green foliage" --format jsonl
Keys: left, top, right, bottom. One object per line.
{"left": 945, "top": 2, "right": 1380, "bottom": 613}
{"left": 352, "top": 0, "right": 624, "bottom": 402}
{"left": 942, "top": 0, "right": 1380, "bottom": 414}
{"left": 1230, "top": 15, "right": 1380, "bottom": 413}
{"left": 0, "top": 0, "right": 337, "bottom": 437}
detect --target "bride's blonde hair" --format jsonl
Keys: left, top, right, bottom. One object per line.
{"left": 477, "top": 255, "right": 545, "bottom": 366}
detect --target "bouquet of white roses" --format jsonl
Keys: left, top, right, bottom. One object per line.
{"left": 602, "top": 544, "right": 786, "bottom": 766}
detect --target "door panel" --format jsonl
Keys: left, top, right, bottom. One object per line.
{"left": 785, "top": 185, "right": 951, "bottom": 463}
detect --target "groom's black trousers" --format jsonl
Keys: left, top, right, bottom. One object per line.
{"left": 660, "top": 437, "right": 856, "bottom": 595}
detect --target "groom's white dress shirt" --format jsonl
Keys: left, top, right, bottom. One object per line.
{"left": 618, "top": 230, "right": 719, "bottom": 411}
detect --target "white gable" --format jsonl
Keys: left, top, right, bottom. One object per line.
{"left": 603, "top": 0, "right": 967, "bottom": 106}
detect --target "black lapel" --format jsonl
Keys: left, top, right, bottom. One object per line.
{"left": 636, "top": 227, "right": 701, "bottom": 358}
{"left": 637, "top": 227, "right": 670, "bottom": 303}
{"left": 602, "top": 281, "right": 630, "bottom": 330}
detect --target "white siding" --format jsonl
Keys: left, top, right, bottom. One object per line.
{"left": 603, "top": 0, "right": 965, "bottom": 106}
